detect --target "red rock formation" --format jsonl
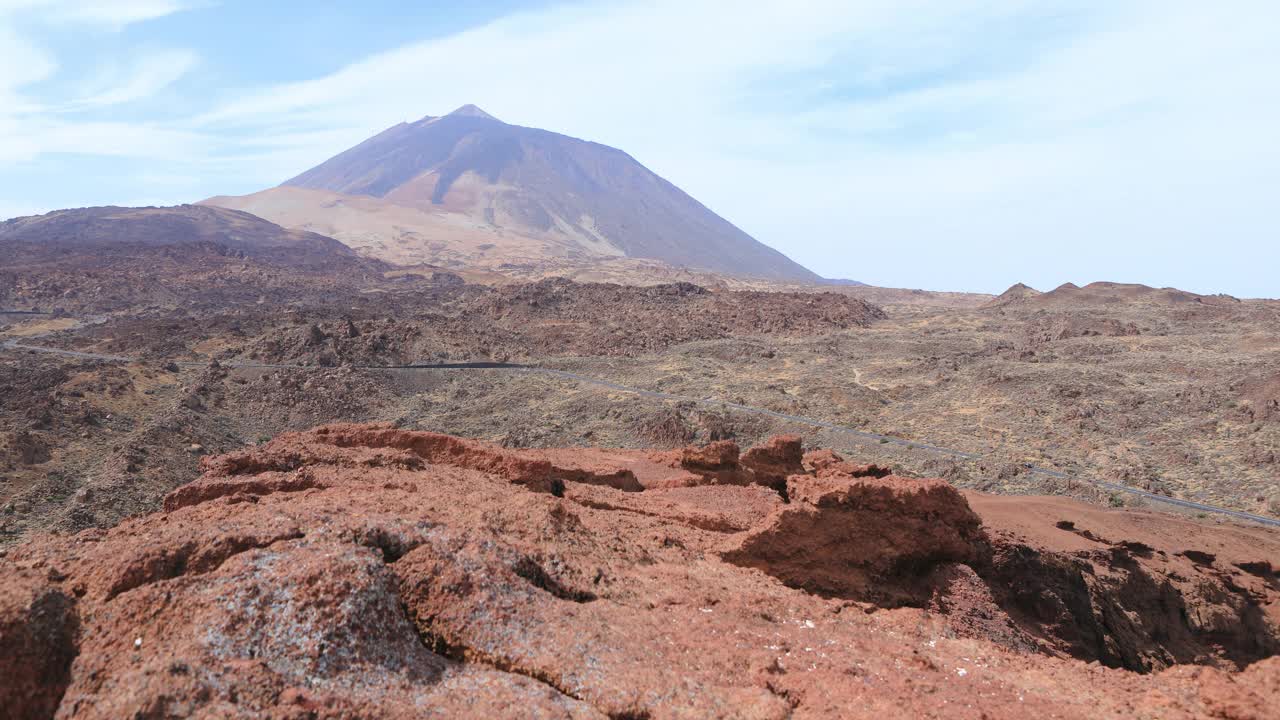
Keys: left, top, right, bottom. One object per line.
{"left": 801, "top": 448, "right": 890, "bottom": 478}
{"left": 739, "top": 434, "right": 805, "bottom": 494}
{"left": 1, "top": 424, "right": 1278, "bottom": 718}
{"left": 680, "top": 439, "right": 740, "bottom": 471}
{"left": 970, "top": 494, "right": 1280, "bottom": 672}
{"left": 722, "top": 472, "right": 986, "bottom": 606}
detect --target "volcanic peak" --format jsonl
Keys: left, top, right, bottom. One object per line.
{"left": 445, "top": 104, "right": 499, "bottom": 122}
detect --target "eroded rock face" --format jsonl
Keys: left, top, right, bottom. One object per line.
{"left": 1, "top": 424, "right": 1278, "bottom": 719}
{"left": 722, "top": 472, "right": 986, "bottom": 606}
{"left": 972, "top": 495, "right": 1280, "bottom": 672}
{"left": 0, "top": 571, "right": 79, "bottom": 720}
{"left": 739, "top": 434, "right": 805, "bottom": 494}
{"left": 59, "top": 540, "right": 598, "bottom": 719}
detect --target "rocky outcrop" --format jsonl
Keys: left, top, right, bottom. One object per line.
{"left": 1, "top": 425, "right": 1278, "bottom": 718}
{"left": 722, "top": 471, "right": 985, "bottom": 606}
{"left": 2, "top": 430, "right": 51, "bottom": 467}
{"left": 970, "top": 495, "right": 1280, "bottom": 672}
{"left": 1022, "top": 314, "right": 1141, "bottom": 348}
{"left": 739, "top": 434, "right": 805, "bottom": 494}
{"left": 1239, "top": 371, "right": 1280, "bottom": 423}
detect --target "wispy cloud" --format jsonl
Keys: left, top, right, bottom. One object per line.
{"left": 0, "top": 22, "right": 56, "bottom": 97}
{"left": 68, "top": 49, "right": 199, "bottom": 108}
{"left": 0, "top": 0, "right": 200, "bottom": 28}
{"left": 0, "top": 0, "right": 204, "bottom": 163}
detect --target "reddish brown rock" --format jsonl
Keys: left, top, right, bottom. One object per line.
{"left": 739, "top": 434, "right": 805, "bottom": 492}
{"left": 393, "top": 529, "right": 791, "bottom": 719}
{"left": 679, "top": 439, "right": 740, "bottom": 471}
{"left": 802, "top": 448, "right": 890, "bottom": 478}
{"left": 0, "top": 570, "right": 79, "bottom": 720}
{"left": 61, "top": 539, "right": 600, "bottom": 719}
{"left": 925, "top": 563, "right": 1039, "bottom": 653}
{"left": 970, "top": 492, "right": 1280, "bottom": 672}
{"left": 171, "top": 423, "right": 645, "bottom": 509}
{"left": 565, "top": 482, "right": 783, "bottom": 533}
{"left": 651, "top": 434, "right": 805, "bottom": 493}
{"left": 722, "top": 473, "right": 986, "bottom": 606}
{"left": 800, "top": 448, "right": 842, "bottom": 473}
{"left": 1172, "top": 657, "right": 1280, "bottom": 720}
{"left": 1, "top": 424, "right": 1278, "bottom": 719}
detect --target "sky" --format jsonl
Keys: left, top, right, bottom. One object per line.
{"left": 2, "top": 1, "right": 1277, "bottom": 297}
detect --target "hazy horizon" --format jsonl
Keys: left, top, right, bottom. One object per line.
{"left": 2, "top": 1, "right": 1277, "bottom": 298}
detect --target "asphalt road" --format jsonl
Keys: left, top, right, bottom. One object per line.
{"left": 4, "top": 337, "right": 1277, "bottom": 528}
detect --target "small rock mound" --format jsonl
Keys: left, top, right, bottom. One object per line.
{"left": 739, "top": 435, "right": 805, "bottom": 494}
{"left": 722, "top": 471, "right": 985, "bottom": 606}
{"left": 986, "top": 282, "right": 1042, "bottom": 307}
{"left": 680, "top": 439, "right": 740, "bottom": 471}
{"left": 1022, "top": 314, "right": 1141, "bottom": 346}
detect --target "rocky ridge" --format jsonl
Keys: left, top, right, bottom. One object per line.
{"left": 0, "top": 205, "right": 387, "bottom": 314}
{"left": 2, "top": 424, "right": 1277, "bottom": 718}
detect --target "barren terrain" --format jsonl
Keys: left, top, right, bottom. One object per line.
{"left": 5, "top": 270, "right": 1277, "bottom": 545}
{"left": 2, "top": 204, "right": 1278, "bottom": 719}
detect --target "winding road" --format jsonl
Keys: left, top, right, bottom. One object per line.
{"left": 3, "top": 336, "right": 1278, "bottom": 528}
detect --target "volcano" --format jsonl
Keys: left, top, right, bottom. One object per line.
{"left": 205, "top": 105, "right": 820, "bottom": 282}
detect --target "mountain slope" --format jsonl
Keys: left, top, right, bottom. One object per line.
{"left": 212, "top": 105, "right": 820, "bottom": 282}
{"left": 0, "top": 205, "right": 386, "bottom": 312}
{"left": 0, "top": 205, "right": 362, "bottom": 269}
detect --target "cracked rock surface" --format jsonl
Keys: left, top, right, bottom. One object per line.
{"left": 2, "top": 423, "right": 1278, "bottom": 718}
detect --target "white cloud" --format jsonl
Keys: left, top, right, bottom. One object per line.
{"left": 0, "top": 0, "right": 204, "bottom": 163}
{"left": 53, "top": 1, "right": 188, "bottom": 25}
{"left": 0, "top": 120, "right": 207, "bottom": 161}
{"left": 0, "top": 0, "right": 198, "bottom": 28}
{"left": 69, "top": 49, "right": 199, "bottom": 107}
{"left": 200, "top": 0, "right": 1020, "bottom": 134}
{"left": 0, "top": 23, "right": 56, "bottom": 96}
